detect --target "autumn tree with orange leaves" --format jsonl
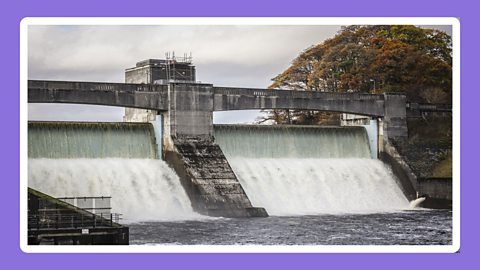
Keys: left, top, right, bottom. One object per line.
{"left": 260, "top": 25, "right": 452, "bottom": 125}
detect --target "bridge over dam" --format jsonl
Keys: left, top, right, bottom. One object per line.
{"left": 27, "top": 59, "right": 451, "bottom": 218}
{"left": 28, "top": 80, "right": 408, "bottom": 139}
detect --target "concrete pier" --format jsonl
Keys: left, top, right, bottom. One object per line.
{"left": 123, "top": 61, "right": 267, "bottom": 218}
{"left": 165, "top": 138, "right": 267, "bottom": 217}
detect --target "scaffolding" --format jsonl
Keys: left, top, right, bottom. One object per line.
{"left": 165, "top": 51, "right": 194, "bottom": 83}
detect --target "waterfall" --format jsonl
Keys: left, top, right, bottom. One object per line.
{"left": 214, "top": 125, "right": 410, "bottom": 215}
{"left": 28, "top": 122, "right": 199, "bottom": 222}
{"left": 28, "top": 158, "right": 200, "bottom": 222}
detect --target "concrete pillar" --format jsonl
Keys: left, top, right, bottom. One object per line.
{"left": 165, "top": 83, "right": 214, "bottom": 141}
{"left": 162, "top": 83, "right": 267, "bottom": 217}
{"left": 383, "top": 93, "right": 408, "bottom": 139}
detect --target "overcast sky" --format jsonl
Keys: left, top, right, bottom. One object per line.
{"left": 28, "top": 24, "right": 452, "bottom": 123}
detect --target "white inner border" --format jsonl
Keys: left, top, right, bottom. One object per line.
{"left": 20, "top": 17, "right": 461, "bottom": 253}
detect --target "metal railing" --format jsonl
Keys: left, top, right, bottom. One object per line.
{"left": 28, "top": 210, "right": 122, "bottom": 230}
{"left": 57, "top": 196, "right": 112, "bottom": 215}
{"left": 28, "top": 195, "right": 122, "bottom": 231}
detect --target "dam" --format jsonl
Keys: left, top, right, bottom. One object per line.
{"left": 27, "top": 120, "right": 451, "bottom": 245}
{"left": 26, "top": 58, "right": 452, "bottom": 245}
{"left": 29, "top": 121, "right": 409, "bottom": 219}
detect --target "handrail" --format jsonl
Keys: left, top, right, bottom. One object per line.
{"left": 28, "top": 212, "right": 122, "bottom": 230}
{"left": 28, "top": 192, "right": 123, "bottom": 231}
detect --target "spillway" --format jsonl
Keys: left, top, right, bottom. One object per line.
{"left": 28, "top": 122, "right": 199, "bottom": 222}
{"left": 28, "top": 122, "right": 158, "bottom": 159}
{"left": 214, "top": 125, "right": 410, "bottom": 215}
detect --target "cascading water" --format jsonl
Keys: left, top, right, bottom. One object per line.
{"left": 28, "top": 122, "right": 158, "bottom": 159}
{"left": 214, "top": 125, "right": 410, "bottom": 215}
{"left": 28, "top": 122, "right": 199, "bottom": 222}
{"left": 214, "top": 125, "right": 372, "bottom": 158}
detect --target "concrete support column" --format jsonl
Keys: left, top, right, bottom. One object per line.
{"left": 383, "top": 93, "right": 408, "bottom": 139}
{"left": 167, "top": 83, "right": 214, "bottom": 139}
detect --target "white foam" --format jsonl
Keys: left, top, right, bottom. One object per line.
{"left": 229, "top": 158, "right": 410, "bottom": 215}
{"left": 410, "top": 197, "right": 426, "bottom": 209}
{"left": 28, "top": 158, "right": 203, "bottom": 222}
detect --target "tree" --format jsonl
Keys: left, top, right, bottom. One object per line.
{"left": 260, "top": 25, "right": 452, "bottom": 125}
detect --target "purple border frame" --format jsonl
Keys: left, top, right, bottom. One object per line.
{"left": 1, "top": 0, "right": 473, "bottom": 269}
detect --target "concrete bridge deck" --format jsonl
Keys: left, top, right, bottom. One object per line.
{"left": 29, "top": 80, "right": 451, "bottom": 117}
{"left": 29, "top": 80, "right": 409, "bottom": 138}
{"left": 28, "top": 80, "right": 169, "bottom": 110}
{"left": 29, "top": 80, "right": 387, "bottom": 116}
{"left": 213, "top": 86, "right": 385, "bottom": 116}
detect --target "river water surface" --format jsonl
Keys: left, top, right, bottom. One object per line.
{"left": 128, "top": 210, "right": 452, "bottom": 245}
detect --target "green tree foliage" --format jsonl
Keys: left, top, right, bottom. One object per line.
{"left": 261, "top": 25, "right": 452, "bottom": 125}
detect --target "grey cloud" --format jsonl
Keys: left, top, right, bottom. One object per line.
{"left": 28, "top": 25, "right": 342, "bottom": 122}
{"left": 28, "top": 25, "right": 342, "bottom": 83}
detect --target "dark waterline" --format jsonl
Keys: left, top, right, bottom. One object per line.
{"left": 129, "top": 209, "right": 452, "bottom": 245}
